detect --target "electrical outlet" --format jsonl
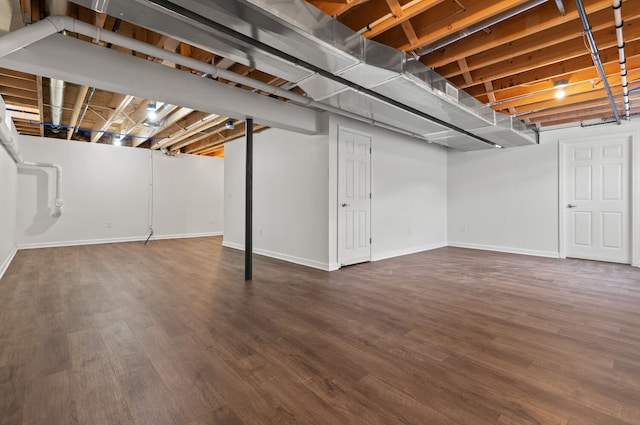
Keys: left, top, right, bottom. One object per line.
{"left": 107, "top": 222, "right": 113, "bottom": 229}
{"left": 460, "top": 225, "right": 466, "bottom": 232}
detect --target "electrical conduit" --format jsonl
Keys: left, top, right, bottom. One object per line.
{"left": 613, "top": 0, "right": 630, "bottom": 120}
{"left": 575, "top": 0, "right": 621, "bottom": 124}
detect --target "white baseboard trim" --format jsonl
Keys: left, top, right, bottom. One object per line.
{"left": 0, "top": 247, "right": 18, "bottom": 280}
{"left": 448, "top": 242, "right": 560, "bottom": 259}
{"left": 372, "top": 243, "right": 447, "bottom": 262}
{"left": 152, "top": 231, "right": 222, "bottom": 240}
{"left": 221, "top": 240, "right": 243, "bottom": 250}
{"left": 222, "top": 241, "right": 331, "bottom": 271}
{"left": 18, "top": 232, "right": 223, "bottom": 250}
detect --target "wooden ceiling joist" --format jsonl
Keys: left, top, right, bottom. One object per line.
{"left": 440, "top": 13, "right": 640, "bottom": 82}
{"left": 540, "top": 112, "right": 625, "bottom": 127}
{"left": 310, "top": 0, "right": 372, "bottom": 17}
{"left": 153, "top": 114, "right": 227, "bottom": 150}
{"left": 0, "top": 75, "right": 37, "bottom": 91}
{"left": 493, "top": 74, "right": 631, "bottom": 112}
{"left": 90, "top": 94, "right": 134, "bottom": 143}
{"left": 185, "top": 122, "right": 246, "bottom": 154}
{"left": 0, "top": 68, "right": 37, "bottom": 81}
{"left": 519, "top": 93, "right": 640, "bottom": 122}
{"left": 35, "top": 75, "right": 44, "bottom": 136}
{"left": 422, "top": 0, "right": 613, "bottom": 69}
{"left": 396, "top": 0, "right": 537, "bottom": 52}
{"left": 364, "top": 0, "right": 445, "bottom": 39}
{"left": 169, "top": 120, "right": 233, "bottom": 152}
{"left": 66, "top": 85, "right": 89, "bottom": 140}
{"left": 0, "top": 86, "right": 38, "bottom": 101}
{"left": 452, "top": 38, "right": 640, "bottom": 93}
{"left": 469, "top": 54, "right": 640, "bottom": 101}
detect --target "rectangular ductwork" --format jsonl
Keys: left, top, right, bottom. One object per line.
{"left": 69, "top": 0, "right": 538, "bottom": 151}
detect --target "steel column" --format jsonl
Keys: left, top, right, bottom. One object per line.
{"left": 245, "top": 118, "right": 253, "bottom": 281}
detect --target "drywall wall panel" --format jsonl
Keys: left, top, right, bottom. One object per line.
{"left": 16, "top": 136, "right": 223, "bottom": 248}
{"left": 223, "top": 128, "right": 330, "bottom": 270}
{"left": 0, "top": 142, "right": 17, "bottom": 279}
{"left": 447, "top": 141, "right": 559, "bottom": 257}
{"left": 328, "top": 114, "right": 448, "bottom": 266}
{"left": 152, "top": 153, "right": 224, "bottom": 238}
{"left": 371, "top": 130, "right": 448, "bottom": 260}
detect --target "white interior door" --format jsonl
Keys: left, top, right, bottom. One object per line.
{"left": 338, "top": 128, "right": 371, "bottom": 266}
{"left": 563, "top": 137, "right": 631, "bottom": 263}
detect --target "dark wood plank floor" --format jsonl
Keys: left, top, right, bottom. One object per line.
{"left": 1, "top": 237, "right": 640, "bottom": 425}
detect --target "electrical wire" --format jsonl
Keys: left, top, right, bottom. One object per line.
{"left": 26, "top": 120, "right": 164, "bottom": 140}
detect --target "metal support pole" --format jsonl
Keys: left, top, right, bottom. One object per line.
{"left": 245, "top": 118, "right": 253, "bottom": 281}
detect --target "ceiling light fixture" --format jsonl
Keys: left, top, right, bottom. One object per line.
{"left": 146, "top": 101, "right": 158, "bottom": 120}
{"left": 554, "top": 79, "right": 568, "bottom": 99}
{"left": 225, "top": 119, "right": 234, "bottom": 130}
{"left": 113, "top": 133, "right": 124, "bottom": 146}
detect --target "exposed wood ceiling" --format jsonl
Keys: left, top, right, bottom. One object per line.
{"left": 0, "top": 0, "right": 635, "bottom": 155}
{"left": 309, "top": 0, "right": 636, "bottom": 127}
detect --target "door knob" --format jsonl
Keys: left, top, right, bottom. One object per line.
{"left": 341, "top": 202, "right": 350, "bottom": 207}
{"left": 567, "top": 204, "right": 577, "bottom": 208}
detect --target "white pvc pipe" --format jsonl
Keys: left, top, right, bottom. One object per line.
{"left": 0, "top": 17, "right": 63, "bottom": 57}
{"left": 613, "top": 0, "right": 630, "bottom": 119}
{"left": 0, "top": 98, "right": 24, "bottom": 163}
{"left": 0, "top": 96, "right": 63, "bottom": 217}
{"left": 0, "top": 124, "right": 23, "bottom": 164}
{"left": 21, "top": 161, "right": 63, "bottom": 217}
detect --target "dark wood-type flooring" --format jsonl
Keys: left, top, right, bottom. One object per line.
{"left": 1, "top": 237, "right": 640, "bottom": 424}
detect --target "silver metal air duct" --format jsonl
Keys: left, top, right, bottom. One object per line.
{"left": 49, "top": 78, "right": 64, "bottom": 131}
{"left": 64, "top": 0, "right": 537, "bottom": 150}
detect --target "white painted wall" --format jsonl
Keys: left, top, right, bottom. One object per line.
{"left": 328, "top": 114, "right": 448, "bottom": 266}
{"left": 224, "top": 116, "right": 448, "bottom": 271}
{"left": 448, "top": 140, "right": 559, "bottom": 257}
{"left": 16, "top": 136, "right": 223, "bottom": 248}
{"left": 0, "top": 142, "right": 17, "bottom": 279}
{"left": 448, "top": 120, "right": 640, "bottom": 265}
{"left": 223, "top": 128, "right": 330, "bottom": 270}
{"left": 152, "top": 153, "right": 224, "bottom": 239}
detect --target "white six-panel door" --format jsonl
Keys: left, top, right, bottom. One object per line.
{"left": 563, "top": 137, "right": 631, "bottom": 263}
{"left": 338, "top": 128, "right": 371, "bottom": 266}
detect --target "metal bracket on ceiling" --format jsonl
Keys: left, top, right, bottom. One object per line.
{"left": 91, "top": 0, "right": 109, "bottom": 13}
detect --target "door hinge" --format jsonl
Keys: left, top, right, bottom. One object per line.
{"left": 369, "top": 237, "right": 372, "bottom": 244}
{"left": 369, "top": 193, "right": 371, "bottom": 199}
{"left": 369, "top": 147, "right": 372, "bottom": 154}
